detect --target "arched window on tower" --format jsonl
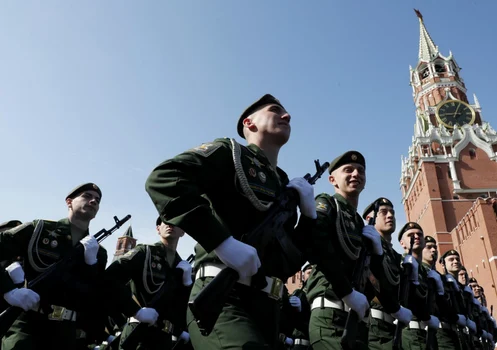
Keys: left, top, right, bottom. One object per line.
{"left": 469, "top": 148, "right": 477, "bottom": 160}
{"left": 419, "top": 64, "right": 430, "bottom": 80}
{"left": 434, "top": 61, "right": 445, "bottom": 74}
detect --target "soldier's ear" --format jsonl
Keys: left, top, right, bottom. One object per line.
{"left": 65, "top": 198, "right": 73, "bottom": 208}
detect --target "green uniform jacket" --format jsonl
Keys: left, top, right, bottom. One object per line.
{"left": 421, "top": 263, "right": 458, "bottom": 324}
{"left": 400, "top": 258, "right": 430, "bottom": 322}
{"left": 104, "top": 242, "right": 190, "bottom": 336}
{"left": 0, "top": 218, "right": 107, "bottom": 311}
{"left": 145, "top": 138, "right": 313, "bottom": 279}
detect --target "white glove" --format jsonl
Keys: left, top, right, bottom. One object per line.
{"left": 289, "top": 296, "right": 302, "bottom": 312}
{"left": 427, "top": 269, "right": 444, "bottom": 295}
{"left": 487, "top": 332, "right": 493, "bottom": 342}
{"left": 179, "top": 331, "right": 190, "bottom": 343}
{"left": 134, "top": 307, "right": 158, "bottom": 325}
{"left": 284, "top": 337, "right": 293, "bottom": 346}
{"left": 5, "top": 262, "right": 25, "bottom": 284}
{"left": 445, "top": 275, "right": 459, "bottom": 290}
{"left": 422, "top": 315, "right": 440, "bottom": 330}
{"left": 483, "top": 306, "right": 490, "bottom": 316}
{"left": 106, "top": 335, "right": 116, "bottom": 343}
{"left": 176, "top": 260, "right": 193, "bottom": 286}
{"left": 467, "top": 318, "right": 477, "bottom": 333}
{"left": 482, "top": 330, "right": 489, "bottom": 340}
{"left": 491, "top": 316, "right": 496, "bottom": 328}
{"left": 80, "top": 235, "right": 99, "bottom": 265}
{"left": 214, "top": 236, "right": 260, "bottom": 279}
{"left": 457, "top": 314, "right": 467, "bottom": 327}
{"left": 3, "top": 288, "right": 40, "bottom": 312}
{"left": 402, "top": 255, "right": 419, "bottom": 285}
{"left": 361, "top": 225, "right": 383, "bottom": 255}
{"left": 286, "top": 177, "right": 316, "bottom": 219}
{"left": 464, "top": 285, "right": 474, "bottom": 296}
{"left": 342, "top": 289, "right": 369, "bottom": 320}
{"left": 391, "top": 306, "right": 413, "bottom": 325}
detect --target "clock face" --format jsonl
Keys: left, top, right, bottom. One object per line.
{"left": 436, "top": 100, "right": 475, "bottom": 128}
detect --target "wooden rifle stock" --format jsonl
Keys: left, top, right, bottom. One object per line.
{"left": 188, "top": 160, "right": 329, "bottom": 336}
{"left": 340, "top": 201, "right": 380, "bottom": 350}
{"left": 392, "top": 235, "right": 415, "bottom": 350}
{"left": 0, "top": 215, "right": 131, "bottom": 338}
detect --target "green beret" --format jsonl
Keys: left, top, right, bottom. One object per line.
{"left": 328, "top": 151, "right": 366, "bottom": 174}
{"left": 156, "top": 216, "right": 162, "bottom": 226}
{"left": 66, "top": 183, "right": 102, "bottom": 200}
{"left": 237, "top": 94, "right": 284, "bottom": 139}
{"left": 362, "top": 197, "right": 393, "bottom": 220}
{"left": 425, "top": 235, "right": 437, "bottom": 244}
{"left": 0, "top": 220, "right": 22, "bottom": 232}
{"left": 439, "top": 249, "right": 460, "bottom": 264}
{"left": 469, "top": 277, "right": 478, "bottom": 284}
{"left": 302, "top": 264, "right": 314, "bottom": 272}
{"left": 397, "top": 222, "right": 423, "bottom": 242}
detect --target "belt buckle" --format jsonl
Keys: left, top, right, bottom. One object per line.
{"left": 48, "top": 305, "right": 65, "bottom": 321}
{"left": 162, "top": 320, "right": 174, "bottom": 334}
{"left": 268, "top": 277, "right": 283, "bottom": 300}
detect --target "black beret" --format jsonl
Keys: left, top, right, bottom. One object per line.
{"left": 425, "top": 235, "right": 437, "bottom": 244}
{"left": 362, "top": 197, "right": 393, "bottom": 220}
{"left": 237, "top": 94, "right": 284, "bottom": 139}
{"left": 66, "top": 183, "right": 102, "bottom": 200}
{"left": 468, "top": 277, "right": 478, "bottom": 284}
{"left": 156, "top": 216, "right": 162, "bottom": 226}
{"left": 328, "top": 151, "right": 366, "bottom": 174}
{"left": 439, "top": 249, "right": 460, "bottom": 264}
{"left": 397, "top": 222, "right": 423, "bottom": 242}
{"left": 0, "top": 220, "right": 22, "bottom": 232}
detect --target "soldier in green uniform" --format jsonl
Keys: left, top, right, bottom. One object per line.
{"left": 421, "top": 236, "right": 465, "bottom": 350}
{"left": 362, "top": 198, "right": 413, "bottom": 350}
{"left": 306, "top": 154, "right": 408, "bottom": 350}
{"left": 104, "top": 216, "right": 192, "bottom": 350}
{"left": 0, "top": 183, "right": 107, "bottom": 350}
{"left": 439, "top": 250, "right": 476, "bottom": 350}
{"left": 145, "top": 94, "right": 317, "bottom": 349}
{"left": 397, "top": 223, "right": 440, "bottom": 350}
{"left": 290, "top": 264, "right": 313, "bottom": 350}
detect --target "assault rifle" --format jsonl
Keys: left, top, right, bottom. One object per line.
{"left": 188, "top": 159, "right": 329, "bottom": 336}
{"left": 340, "top": 200, "right": 380, "bottom": 349}
{"left": 0, "top": 215, "right": 131, "bottom": 338}
{"left": 392, "top": 235, "right": 415, "bottom": 350}
{"left": 425, "top": 270, "right": 438, "bottom": 350}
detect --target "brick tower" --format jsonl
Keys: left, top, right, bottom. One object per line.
{"left": 400, "top": 11, "right": 497, "bottom": 308}
{"left": 113, "top": 225, "right": 137, "bottom": 261}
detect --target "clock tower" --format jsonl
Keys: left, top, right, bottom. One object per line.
{"left": 400, "top": 10, "right": 497, "bottom": 305}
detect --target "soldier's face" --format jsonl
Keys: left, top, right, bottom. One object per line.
{"left": 400, "top": 229, "right": 425, "bottom": 253}
{"left": 422, "top": 242, "right": 438, "bottom": 265}
{"left": 157, "top": 222, "right": 185, "bottom": 240}
{"left": 458, "top": 270, "right": 467, "bottom": 285}
{"left": 444, "top": 255, "right": 461, "bottom": 274}
{"left": 66, "top": 190, "right": 100, "bottom": 221}
{"left": 303, "top": 268, "right": 312, "bottom": 282}
{"left": 244, "top": 104, "right": 291, "bottom": 144}
{"left": 372, "top": 205, "right": 395, "bottom": 234}
{"left": 470, "top": 283, "right": 481, "bottom": 297}
{"left": 329, "top": 163, "right": 366, "bottom": 196}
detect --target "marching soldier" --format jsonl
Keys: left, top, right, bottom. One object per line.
{"left": 363, "top": 198, "right": 413, "bottom": 350}
{"left": 291, "top": 264, "right": 313, "bottom": 350}
{"left": 306, "top": 154, "right": 409, "bottom": 349}
{"left": 145, "top": 94, "right": 317, "bottom": 349}
{"left": 0, "top": 183, "right": 107, "bottom": 350}
{"left": 439, "top": 250, "right": 477, "bottom": 349}
{"left": 104, "top": 217, "right": 192, "bottom": 350}
{"left": 421, "top": 236, "right": 464, "bottom": 350}
{"left": 397, "top": 223, "right": 440, "bottom": 349}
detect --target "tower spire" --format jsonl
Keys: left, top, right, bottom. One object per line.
{"left": 414, "top": 9, "right": 439, "bottom": 62}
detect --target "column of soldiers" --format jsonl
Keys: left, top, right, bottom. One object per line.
{"left": 1, "top": 94, "right": 497, "bottom": 349}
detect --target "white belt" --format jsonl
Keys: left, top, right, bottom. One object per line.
{"left": 128, "top": 317, "right": 174, "bottom": 333}
{"left": 370, "top": 309, "right": 395, "bottom": 324}
{"left": 440, "top": 322, "right": 457, "bottom": 331}
{"left": 294, "top": 339, "right": 310, "bottom": 346}
{"left": 408, "top": 321, "right": 425, "bottom": 330}
{"left": 129, "top": 316, "right": 140, "bottom": 323}
{"left": 195, "top": 263, "right": 284, "bottom": 300}
{"left": 40, "top": 305, "right": 77, "bottom": 322}
{"left": 311, "top": 297, "right": 350, "bottom": 312}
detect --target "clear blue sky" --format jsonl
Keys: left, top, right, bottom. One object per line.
{"left": 1, "top": 1, "right": 496, "bottom": 261}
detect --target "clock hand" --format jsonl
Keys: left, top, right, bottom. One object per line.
{"left": 453, "top": 103, "right": 461, "bottom": 118}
